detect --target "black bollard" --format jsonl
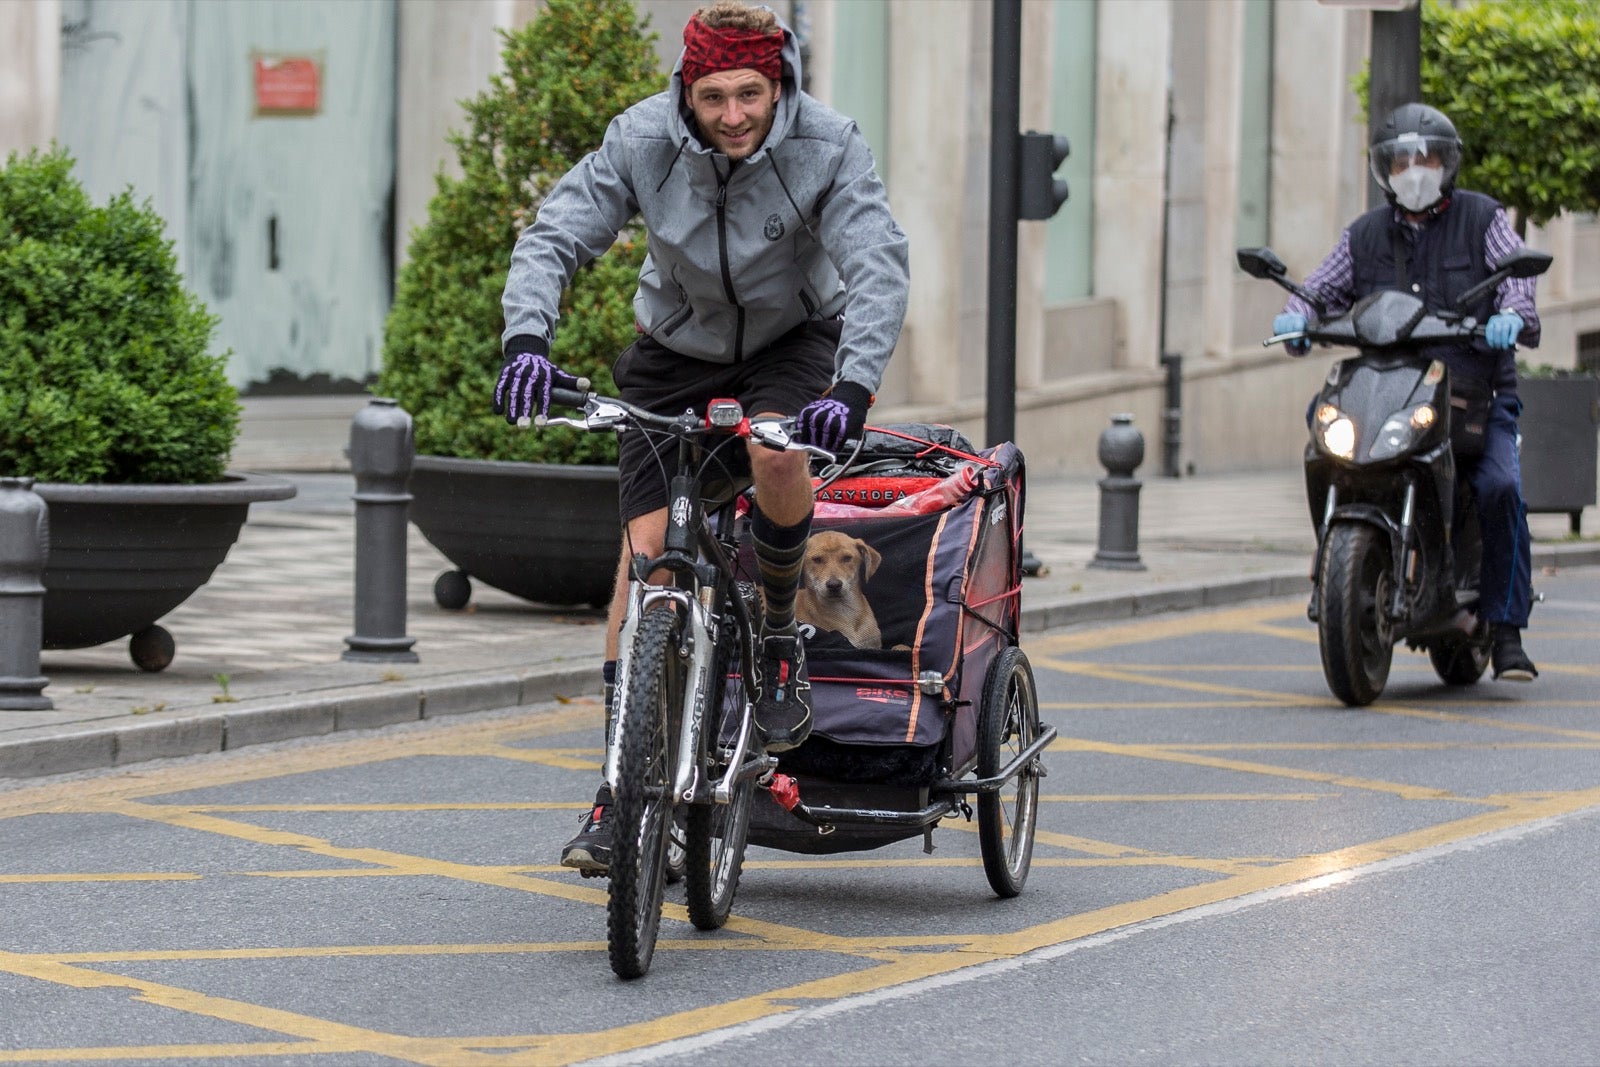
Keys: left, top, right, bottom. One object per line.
{"left": 343, "top": 398, "right": 420, "bottom": 663}
{"left": 0, "top": 477, "right": 53, "bottom": 710}
{"left": 1089, "top": 414, "right": 1147, "bottom": 571}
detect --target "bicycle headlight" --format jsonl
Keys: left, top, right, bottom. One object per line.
{"left": 1368, "top": 403, "right": 1438, "bottom": 461}
{"left": 1314, "top": 405, "right": 1357, "bottom": 460}
{"left": 705, "top": 398, "right": 745, "bottom": 429}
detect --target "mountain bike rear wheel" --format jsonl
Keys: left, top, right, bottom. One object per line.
{"left": 607, "top": 604, "right": 681, "bottom": 979}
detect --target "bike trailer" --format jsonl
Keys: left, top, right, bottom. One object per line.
{"left": 735, "top": 424, "right": 1028, "bottom": 854}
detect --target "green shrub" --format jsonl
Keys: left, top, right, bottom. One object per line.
{"left": 1357, "top": 0, "right": 1600, "bottom": 228}
{"left": 0, "top": 148, "right": 238, "bottom": 484}
{"left": 377, "top": 0, "right": 664, "bottom": 464}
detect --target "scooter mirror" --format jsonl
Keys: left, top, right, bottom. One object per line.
{"left": 1495, "top": 247, "right": 1554, "bottom": 280}
{"left": 1453, "top": 248, "right": 1555, "bottom": 314}
{"left": 1236, "top": 247, "right": 1288, "bottom": 279}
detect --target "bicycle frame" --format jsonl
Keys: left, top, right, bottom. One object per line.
{"left": 542, "top": 393, "right": 826, "bottom": 809}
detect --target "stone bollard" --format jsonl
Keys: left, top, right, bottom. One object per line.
{"left": 343, "top": 398, "right": 419, "bottom": 663}
{"left": 1088, "top": 414, "right": 1147, "bottom": 571}
{"left": 0, "top": 477, "right": 53, "bottom": 710}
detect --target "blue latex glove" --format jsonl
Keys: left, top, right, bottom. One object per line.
{"left": 492, "top": 351, "right": 581, "bottom": 424}
{"left": 1274, "top": 312, "right": 1311, "bottom": 356}
{"left": 1485, "top": 311, "right": 1523, "bottom": 350}
{"left": 794, "top": 381, "right": 872, "bottom": 452}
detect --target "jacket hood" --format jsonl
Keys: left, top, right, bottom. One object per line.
{"left": 666, "top": 11, "right": 803, "bottom": 167}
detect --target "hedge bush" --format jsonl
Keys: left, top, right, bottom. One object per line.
{"left": 0, "top": 149, "right": 238, "bottom": 484}
{"left": 377, "top": 0, "right": 664, "bottom": 464}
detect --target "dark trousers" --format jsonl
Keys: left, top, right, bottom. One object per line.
{"left": 1460, "top": 393, "right": 1533, "bottom": 628}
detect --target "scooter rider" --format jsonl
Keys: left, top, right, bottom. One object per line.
{"left": 1272, "top": 103, "right": 1540, "bottom": 682}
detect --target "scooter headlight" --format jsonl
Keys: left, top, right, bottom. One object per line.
{"left": 1315, "top": 406, "right": 1357, "bottom": 460}
{"left": 1368, "top": 403, "right": 1438, "bottom": 461}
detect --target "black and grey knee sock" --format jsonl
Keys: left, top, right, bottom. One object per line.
{"left": 750, "top": 505, "right": 811, "bottom": 634}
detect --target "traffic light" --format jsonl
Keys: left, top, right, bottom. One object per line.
{"left": 1018, "top": 130, "right": 1070, "bottom": 220}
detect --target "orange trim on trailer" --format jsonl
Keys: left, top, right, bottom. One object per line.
{"left": 905, "top": 508, "right": 953, "bottom": 743}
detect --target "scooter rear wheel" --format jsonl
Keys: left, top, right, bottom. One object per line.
{"left": 1318, "top": 522, "right": 1394, "bottom": 707}
{"left": 1428, "top": 632, "right": 1491, "bottom": 686}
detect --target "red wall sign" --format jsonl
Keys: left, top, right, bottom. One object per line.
{"left": 254, "top": 55, "right": 321, "bottom": 116}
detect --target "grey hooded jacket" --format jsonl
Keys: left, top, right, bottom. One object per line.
{"left": 500, "top": 18, "right": 909, "bottom": 394}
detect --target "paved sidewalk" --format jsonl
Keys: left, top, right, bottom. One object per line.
{"left": 3, "top": 468, "right": 1595, "bottom": 780}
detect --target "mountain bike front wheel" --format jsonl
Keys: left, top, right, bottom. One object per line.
{"left": 607, "top": 604, "right": 681, "bottom": 979}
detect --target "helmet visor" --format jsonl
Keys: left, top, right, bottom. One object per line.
{"left": 1370, "top": 132, "right": 1461, "bottom": 193}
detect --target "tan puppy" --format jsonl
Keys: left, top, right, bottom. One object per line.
{"left": 795, "top": 530, "right": 884, "bottom": 648}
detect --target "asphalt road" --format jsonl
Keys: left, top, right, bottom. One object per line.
{"left": 2, "top": 567, "right": 1596, "bottom": 1066}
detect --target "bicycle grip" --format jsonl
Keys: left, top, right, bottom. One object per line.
{"left": 548, "top": 378, "right": 592, "bottom": 409}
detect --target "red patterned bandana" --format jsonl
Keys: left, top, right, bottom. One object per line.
{"left": 680, "top": 16, "right": 784, "bottom": 86}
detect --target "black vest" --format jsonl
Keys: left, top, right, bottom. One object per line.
{"left": 1347, "top": 190, "right": 1515, "bottom": 398}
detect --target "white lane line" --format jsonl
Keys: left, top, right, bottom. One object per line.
{"left": 579, "top": 804, "right": 1600, "bottom": 1066}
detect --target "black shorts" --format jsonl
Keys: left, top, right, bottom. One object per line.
{"left": 614, "top": 319, "right": 839, "bottom": 523}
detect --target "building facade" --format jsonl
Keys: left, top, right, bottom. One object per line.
{"left": 4, "top": 0, "right": 1597, "bottom": 474}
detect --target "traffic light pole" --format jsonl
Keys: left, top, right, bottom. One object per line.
{"left": 985, "top": 0, "right": 1022, "bottom": 454}
{"left": 985, "top": 0, "right": 1047, "bottom": 576}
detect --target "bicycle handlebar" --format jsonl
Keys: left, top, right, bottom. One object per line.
{"left": 527, "top": 382, "right": 837, "bottom": 462}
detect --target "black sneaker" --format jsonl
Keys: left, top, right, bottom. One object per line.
{"left": 754, "top": 627, "right": 812, "bottom": 753}
{"left": 1491, "top": 625, "right": 1538, "bottom": 682}
{"left": 559, "top": 785, "right": 613, "bottom": 872}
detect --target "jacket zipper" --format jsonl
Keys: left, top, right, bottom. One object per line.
{"left": 714, "top": 172, "right": 745, "bottom": 360}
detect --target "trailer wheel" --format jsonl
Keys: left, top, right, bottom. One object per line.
{"left": 977, "top": 647, "right": 1042, "bottom": 898}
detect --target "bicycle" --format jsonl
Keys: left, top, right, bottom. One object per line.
{"left": 537, "top": 383, "right": 835, "bottom": 979}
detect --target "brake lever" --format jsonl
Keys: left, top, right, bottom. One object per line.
{"left": 747, "top": 419, "right": 837, "bottom": 461}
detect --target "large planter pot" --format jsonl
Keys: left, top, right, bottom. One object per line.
{"left": 408, "top": 456, "right": 620, "bottom": 610}
{"left": 34, "top": 473, "right": 297, "bottom": 670}
{"left": 1519, "top": 375, "right": 1600, "bottom": 534}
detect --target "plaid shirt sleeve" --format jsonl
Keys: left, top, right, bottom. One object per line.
{"left": 1485, "top": 207, "right": 1541, "bottom": 348}
{"left": 1284, "top": 230, "right": 1356, "bottom": 322}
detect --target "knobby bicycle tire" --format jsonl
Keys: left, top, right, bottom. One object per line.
{"left": 685, "top": 589, "right": 757, "bottom": 930}
{"left": 608, "top": 605, "right": 681, "bottom": 979}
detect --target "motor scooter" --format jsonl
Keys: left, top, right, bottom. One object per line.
{"left": 1236, "top": 245, "right": 1552, "bottom": 706}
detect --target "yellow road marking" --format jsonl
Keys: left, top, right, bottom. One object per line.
{"left": 1035, "top": 657, "right": 1335, "bottom": 707}
{"left": 1039, "top": 657, "right": 1600, "bottom": 742}
{"left": 6, "top": 616, "right": 1600, "bottom": 1066}
{"left": 0, "top": 950, "right": 510, "bottom": 1067}
{"left": 1050, "top": 736, "right": 1477, "bottom": 802}
{"left": 1236, "top": 622, "right": 1321, "bottom": 645}
{"left": 0, "top": 872, "right": 201, "bottom": 884}
{"left": 972, "top": 783, "right": 1600, "bottom": 959}
{"left": 186, "top": 802, "right": 590, "bottom": 813}
{"left": 1041, "top": 792, "right": 1333, "bottom": 802}
{"left": 1024, "top": 602, "right": 1307, "bottom": 656}
{"left": 0, "top": 1042, "right": 328, "bottom": 1064}
{"left": 1159, "top": 741, "right": 1600, "bottom": 752}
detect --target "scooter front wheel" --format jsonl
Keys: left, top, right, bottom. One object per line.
{"left": 1317, "top": 522, "right": 1395, "bottom": 707}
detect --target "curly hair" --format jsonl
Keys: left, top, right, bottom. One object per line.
{"left": 693, "top": 1, "right": 778, "bottom": 33}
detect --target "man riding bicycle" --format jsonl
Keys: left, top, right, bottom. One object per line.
{"left": 493, "top": 0, "right": 910, "bottom": 872}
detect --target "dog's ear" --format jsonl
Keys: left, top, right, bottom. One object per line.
{"left": 857, "top": 538, "right": 882, "bottom": 581}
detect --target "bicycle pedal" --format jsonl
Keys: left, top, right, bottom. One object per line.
{"left": 578, "top": 867, "right": 609, "bottom": 880}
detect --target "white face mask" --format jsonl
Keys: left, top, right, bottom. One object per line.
{"left": 1392, "top": 164, "right": 1444, "bottom": 212}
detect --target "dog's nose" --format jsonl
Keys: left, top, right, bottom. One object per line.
{"left": 826, "top": 578, "right": 844, "bottom": 594}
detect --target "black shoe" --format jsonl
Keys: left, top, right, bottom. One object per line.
{"left": 753, "top": 627, "right": 812, "bottom": 753}
{"left": 1491, "top": 625, "right": 1538, "bottom": 682}
{"left": 559, "top": 786, "right": 613, "bottom": 872}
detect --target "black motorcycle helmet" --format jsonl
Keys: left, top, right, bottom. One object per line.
{"left": 1369, "top": 103, "right": 1462, "bottom": 212}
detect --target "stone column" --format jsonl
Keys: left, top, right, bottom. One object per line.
{"left": 0, "top": 0, "right": 60, "bottom": 157}
{"left": 1093, "top": 0, "right": 1172, "bottom": 372}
